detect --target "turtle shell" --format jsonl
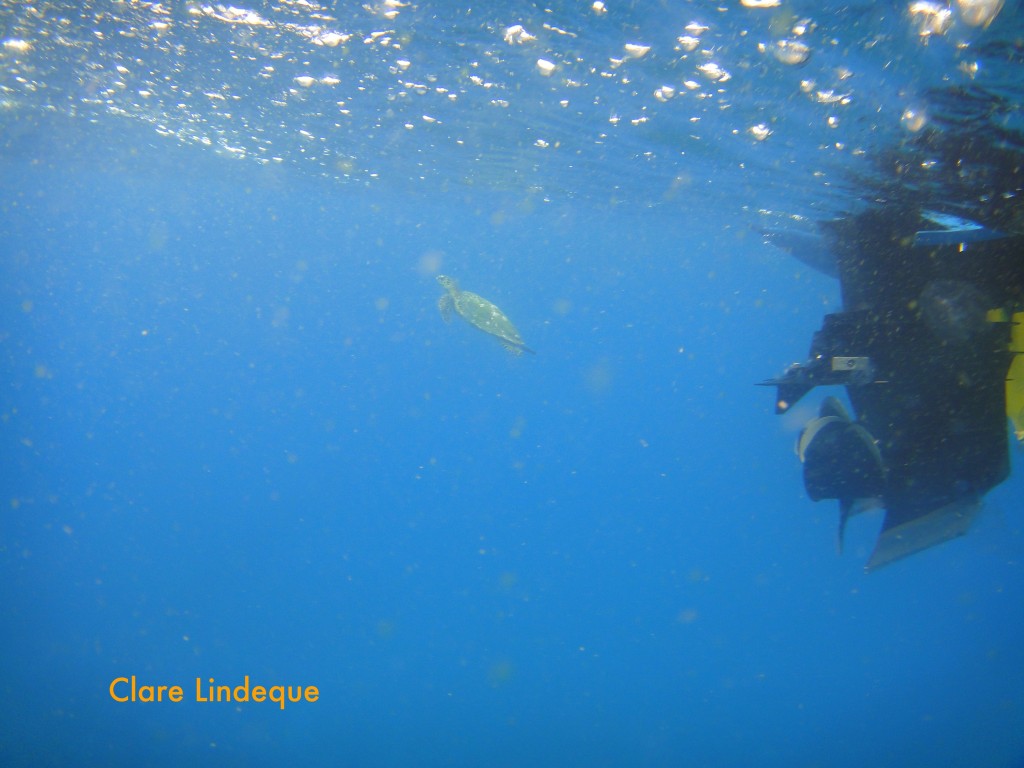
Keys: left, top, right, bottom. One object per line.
{"left": 436, "top": 275, "right": 534, "bottom": 355}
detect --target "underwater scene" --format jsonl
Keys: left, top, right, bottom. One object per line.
{"left": 2, "top": 1, "right": 1023, "bottom": 766}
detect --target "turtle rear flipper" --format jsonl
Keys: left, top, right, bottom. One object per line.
{"left": 501, "top": 341, "right": 536, "bottom": 356}
{"left": 503, "top": 342, "right": 522, "bottom": 356}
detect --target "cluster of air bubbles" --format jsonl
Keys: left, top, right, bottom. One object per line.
{"left": 908, "top": 0, "right": 1004, "bottom": 39}
{"left": 653, "top": 86, "right": 676, "bottom": 103}
{"left": 608, "top": 42, "right": 650, "bottom": 70}
{"left": 758, "top": 17, "right": 814, "bottom": 67}
{"left": 5, "top": 0, "right": 1003, "bottom": 208}
{"left": 909, "top": 2, "right": 953, "bottom": 38}
{"left": 770, "top": 39, "right": 811, "bottom": 66}
{"left": 901, "top": 0, "right": 1004, "bottom": 134}
{"left": 955, "top": 0, "right": 1004, "bottom": 28}
{"left": 503, "top": 25, "right": 535, "bottom": 45}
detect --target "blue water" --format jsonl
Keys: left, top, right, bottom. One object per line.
{"left": 3, "top": 2, "right": 1024, "bottom": 766}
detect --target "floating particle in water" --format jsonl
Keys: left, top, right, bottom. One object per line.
{"left": 919, "top": 280, "right": 992, "bottom": 345}
{"left": 901, "top": 107, "right": 927, "bottom": 132}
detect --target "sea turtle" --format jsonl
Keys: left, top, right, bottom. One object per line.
{"left": 436, "top": 274, "right": 535, "bottom": 355}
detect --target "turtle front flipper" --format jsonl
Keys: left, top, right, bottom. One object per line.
{"left": 438, "top": 294, "right": 453, "bottom": 323}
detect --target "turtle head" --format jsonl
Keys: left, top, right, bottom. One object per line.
{"left": 436, "top": 274, "right": 457, "bottom": 292}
